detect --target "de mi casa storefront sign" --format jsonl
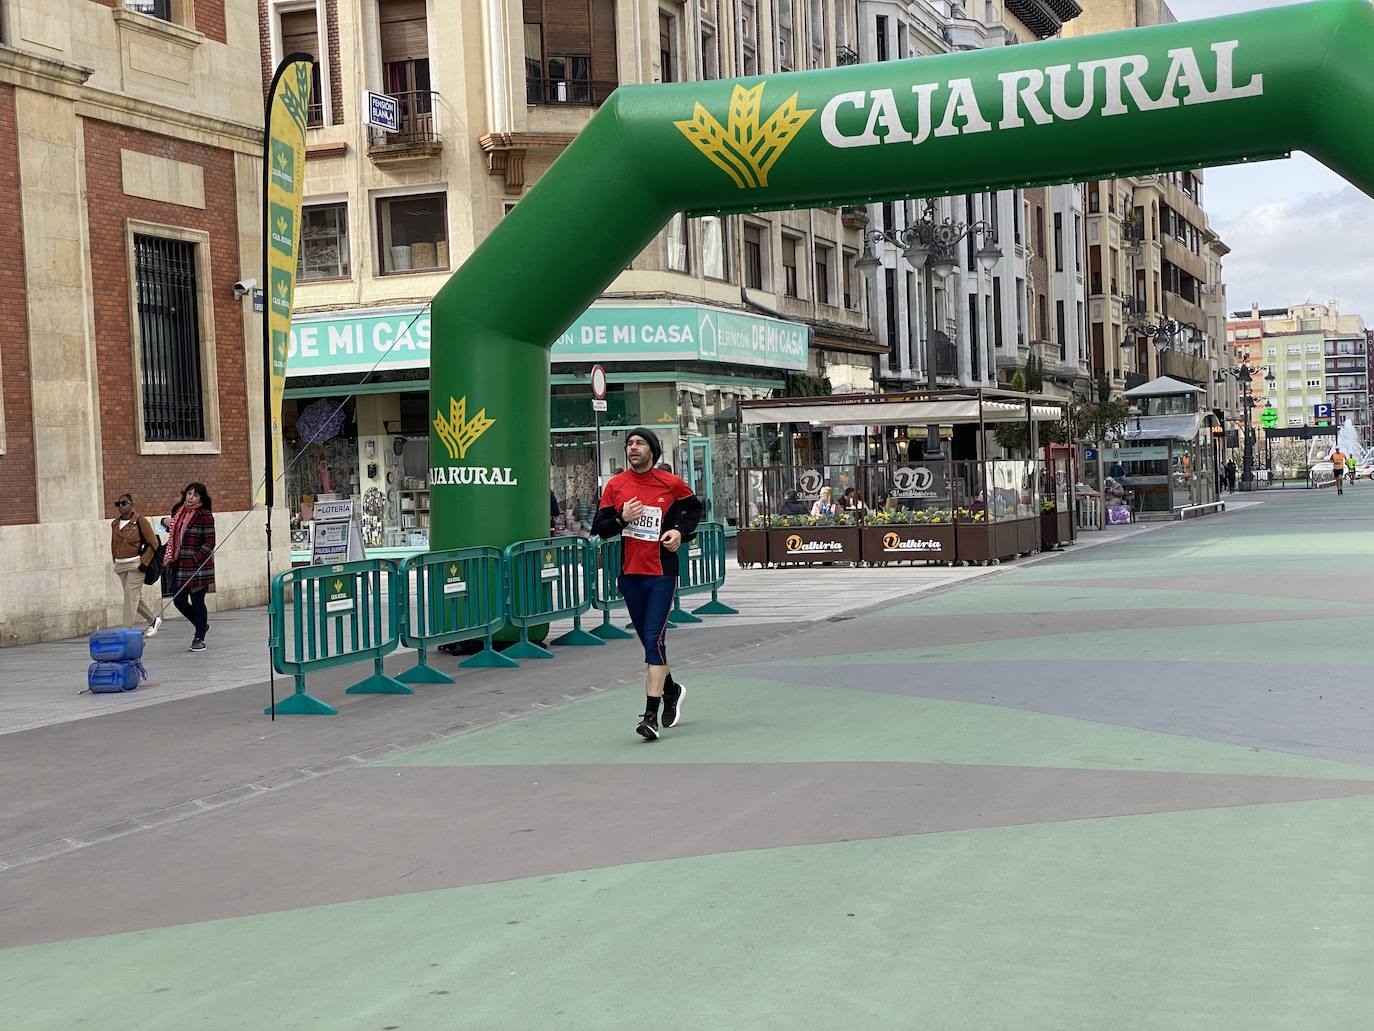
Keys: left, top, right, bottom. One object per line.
{"left": 284, "top": 304, "right": 810, "bottom": 376}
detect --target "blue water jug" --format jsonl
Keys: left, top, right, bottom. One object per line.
{"left": 87, "top": 661, "right": 145, "bottom": 693}
{"left": 88, "top": 628, "right": 145, "bottom": 662}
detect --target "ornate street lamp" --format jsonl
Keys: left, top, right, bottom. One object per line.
{"left": 1216, "top": 354, "right": 1268, "bottom": 491}
{"left": 858, "top": 199, "right": 1002, "bottom": 459}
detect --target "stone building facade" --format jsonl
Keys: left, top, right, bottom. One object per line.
{"left": 0, "top": 0, "right": 270, "bottom": 645}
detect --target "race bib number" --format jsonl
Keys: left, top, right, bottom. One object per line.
{"left": 624, "top": 505, "right": 663, "bottom": 543}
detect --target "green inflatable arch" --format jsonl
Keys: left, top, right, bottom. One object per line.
{"left": 429, "top": 0, "right": 1374, "bottom": 552}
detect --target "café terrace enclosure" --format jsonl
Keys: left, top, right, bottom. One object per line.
{"left": 734, "top": 388, "right": 1072, "bottom": 567}
{"left": 425, "top": 0, "right": 1374, "bottom": 555}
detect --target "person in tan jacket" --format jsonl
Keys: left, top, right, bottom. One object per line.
{"left": 110, "top": 492, "right": 162, "bottom": 636}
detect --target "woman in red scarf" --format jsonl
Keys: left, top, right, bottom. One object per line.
{"left": 161, "top": 482, "right": 217, "bottom": 652}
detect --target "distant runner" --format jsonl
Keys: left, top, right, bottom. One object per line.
{"left": 1331, "top": 447, "right": 1347, "bottom": 495}
{"left": 593, "top": 428, "right": 704, "bottom": 741}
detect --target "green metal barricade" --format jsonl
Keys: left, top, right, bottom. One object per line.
{"left": 398, "top": 547, "right": 514, "bottom": 683}
{"left": 503, "top": 536, "right": 602, "bottom": 659}
{"left": 266, "top": 559, "right": 409, "bottom": 715}
{"left": 590, "top": 536, "right": 635, "bottom": 640}
{"left": 668, "top": 522, "right": 737, "bottom": 622}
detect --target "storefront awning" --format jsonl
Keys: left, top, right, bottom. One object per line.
{"left": 741, "top": 398, "right": 1063, "bottom": 426}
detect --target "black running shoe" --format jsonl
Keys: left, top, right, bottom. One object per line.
{"left": 662, "top": 681, "right": 686, "bottom": 728}
{"left": 636, "top": 712, "right": 660, "bottom": 741}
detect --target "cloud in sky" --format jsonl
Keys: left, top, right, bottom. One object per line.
{"left": 1165, "top": 0, "right": 1374, "bottom": 321}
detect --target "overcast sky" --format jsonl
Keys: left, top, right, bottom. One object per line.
{"left": 1162, "top": 0, "right": 1374, "bottom": 321}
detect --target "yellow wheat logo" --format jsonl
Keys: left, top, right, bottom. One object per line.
{"left": 674, "top": 82, "right": 815, "bottom": 189}
{"left": 434, "top": 395, "right": 495, "bottom": 461}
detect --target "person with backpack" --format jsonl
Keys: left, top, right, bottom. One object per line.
{"left": 593, "top": 428, "right": 703, "bottom": 741}
{"left": 109, "top": 492, "right": 162, "bottom": 637}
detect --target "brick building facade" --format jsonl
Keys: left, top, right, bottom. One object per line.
{"left": 0, "top": 0, "right": 274, "bottom": 645}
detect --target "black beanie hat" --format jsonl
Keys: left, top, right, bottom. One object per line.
{"left": 625, "top": 427, "right": 662, "bottom": 463}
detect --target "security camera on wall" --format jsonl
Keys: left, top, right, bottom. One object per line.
{"left": 232, "top": 277, "right": 257, "bottom": 300}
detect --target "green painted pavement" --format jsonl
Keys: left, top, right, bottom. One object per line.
{"left": 374, "top": 675, "right": 1374, "bottom": 780}
{"left": 755, "top": 614, "right": 1374, "bottom": 669}
{"left": 884, "top": 582, "right": 1364, "bottom": 618}
{"left": 4, "top": 796, "right": 1372, "bottom": 1031}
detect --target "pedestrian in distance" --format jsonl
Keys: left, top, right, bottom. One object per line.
{"left": 109, "top": 492, "right": 163, "bottom": 637}
{"left": 1330, "top": 447, "right": 1347, "bottom": 495}
{"left": 1224, "top": 459, "right": 1237, "bottom": 494}
{"left": 162, "top": 482, "right": 216, "bottom": 651}
{"left": 593, "top": 428, "right": 703, "bottom": 741}
{"left": 1346, "top": 452, "right": 1357, "bottom": 485}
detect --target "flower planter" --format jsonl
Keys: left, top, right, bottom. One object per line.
{"left": 735, "top": 528, "right": 769, "bottom": 567}
{"left": 994, "top": 519, "right": 1021, "bottom": 559}
{"left": 1041, "top": 511, "right": 1075, "bottom": 549}
{"left": 861, "top": 524, "right": 955, "bottom": 564}
{"left": 1041, "top": 511, "right": 1062, "bottom": 549}
{"left": 955, "top": 522, "right": 993, "bottom": 564}
{"left": 767, "top": 525, "right": 861, "bottom": 565}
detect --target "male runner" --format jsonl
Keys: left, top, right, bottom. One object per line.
{"left": 1331, "top": 447, "right": 1347, "bottom": 495}
{"left": 593, "top": 428, "right": 703, "bottom": 740}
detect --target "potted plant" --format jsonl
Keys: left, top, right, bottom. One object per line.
{"left": 737, "top": 515, "right": 770, "bottom": 566}
{"left": 861, "top": 506, "right": 955, "bottom": 565}
{"left": 767, "top": 512, "right": 861, "bottom": 565}
{"left": 954, "top": 506, "right": 993, "bottom": 564}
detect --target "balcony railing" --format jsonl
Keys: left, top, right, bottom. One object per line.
{"left": 367, "top": 91, "right": 441, "bottom": 159}
{"left": 526, "top": 78, "right": 617, "bottom": 107}
{"left": 836, "top": 44, "right": 860, "bottom": 66}
{"left": 126, "top": 0, "right": 171, "bottom": 19}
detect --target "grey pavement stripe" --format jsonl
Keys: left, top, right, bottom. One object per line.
{"left": 0, "top": 520, "right": 1187, "bottom": 874}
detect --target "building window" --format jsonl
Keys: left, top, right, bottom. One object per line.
{"left": 658, "top": 11, "right": 679, "bottom": 83}
{"left": 843, "top": 248, "right": 859, "bottom": 309}
{"left": 699, "top": 0, "right": 720, "bottom": 78}
{"left": 885, "top": 267, "right": 898, "bottom": 371}
{"left": 814, "top": 242, "right": 833, "bottom": 305}
{"left": 740, "top": 0, "right": 758, "bottom": 74}
{"left": 993, "top": 276, "right": 1004, "bottom": 348}
{"left": 298, "top": 203, "right": 350, "bottom": 281}
{"left": 875, "top": 15, "right": 888, "bottom": 62}
{"left": 1037, "top": 292, "right": 1048, "bottom": 343}
{"left": 127, "top": 0, "right": 196, "bottom": 29}
{"left": 279, "top": 7, "right": 324, "bottom": 127}
{"left": 1015, "top": 277, "right": 1025, "bottom": 346}
{"left": 1056, "top": 299, "right": 1066, "bottom": 360}
{"left": 1074, "top": 214, "right": 1082, "bottom": 272}
{"left": 777, "top": 0, "right": 795, "bottom": 71}
{"left": 524, "top": 0, "right": 617, "bottom": 105}
{"left": 376, "top": 192, "right": 448, "bottom": 275}
{"left": 698, "top": 215, "right": 728, "bottom": 280}
{"left": 781, "top": 233, "right": 799, "bottom": 297}
{"left": 381, "top": 1, "right": 432, "bottom": 138}
{"left": 133, "top": 233, "right": 206, "bottom": 443}
{"left": 666, "top": 213, "right": 691, "bottom": 273}
{"left": 1013, "top": 190, "right": 1022, "bottom": 244}
{"left": 1035, "top": 205, "right": 1045, "bottom": 257}
{"left": 807, "top": 0, "right": 824, "bottom": 68}
{"left": 1053, "top": 211, "right": 1063, "bottom": 272}
{"left": 743, "top": 222, "right": 766, "bottom": 290}
{"left": 1087, "top": 182, "right": 1099, "bottom": 213}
